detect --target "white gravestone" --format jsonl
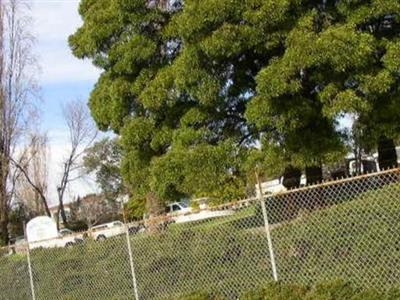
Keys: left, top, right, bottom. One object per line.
{"left": 26, "top": 216, "right": 58, "bottom": 243}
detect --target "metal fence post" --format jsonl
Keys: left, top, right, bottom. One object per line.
{"left": 26, "top": 244, "right": 36, "bottom": 300}
{"left": 125, "top": 225, "right": 140, "bottom": 300}
{"left": 256, "top": 172, "right": 278, "bottom": 281}
{"left": 24, "top": 223, "right": 36, "bottom": 300}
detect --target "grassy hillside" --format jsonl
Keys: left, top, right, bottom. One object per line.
{"left": 0, "top": 254, "right": 31, "bottom": 300}
{"left": 1, "top": 182, "right": 400, "bottom": 300}
{"left": 272, "top": 183, "right": 400, "bottom": 290}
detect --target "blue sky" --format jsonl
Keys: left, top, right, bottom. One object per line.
{"left": 30, "top": 0, "right": 101, "bottom": 204}
{"left": 41, "top": 81, "right": 95, "bottom": 129}
{"left": 32, "top": 0, "right": 100, "bottom": 126}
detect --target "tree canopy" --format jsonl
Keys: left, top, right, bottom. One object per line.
{"left": 70, "top": 0, "right": 400, "bottom": 213}
{"left": 83, "top": 137, "right": 124, "bottom": 200}
{"left": 248, "top": 1, "right": 400, "bottom": 170}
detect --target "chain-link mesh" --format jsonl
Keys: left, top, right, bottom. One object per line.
{"left": 29, "top": 233, "right": 135, "bottom": 300}
{"left": 0, "top": 245, "right": 32, "bottom": 300}
{"left": 129, "top": 205, "right": 272, "bottom": 300}
{"left": 1, "top": 168, "right": 400, "bottom": 300}
{"left": 268, "top": 168, "right": 400, "bottom": 290}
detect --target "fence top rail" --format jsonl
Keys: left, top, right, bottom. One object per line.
{"left": 2, "top": 167, "right": 399, "bottom": 249}
{"left": 261, "top": 167, "right": 400, "bottom": 199}
{"left": 212, "top": 167, "right": 400, "bottom": 210}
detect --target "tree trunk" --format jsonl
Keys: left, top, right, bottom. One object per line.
{"left": 41, "top": 194, "right": 51, "bottom": 217}
{"left": 60, "top": 202, "right": 68, "bottom": 224}
{"left": 0, "top": 0, "right": 7, "bottom": 246}
{"left": 282, "top": 165, "right": 302, "bottom": 190}
{"left": 305, "top": 165, "right": 323, "bottom": 185}
{"left": 0, "top": 208, "right": 8, "bottom": 244}
{"left": 57, "top": 199, "right": 68, "bottom": 227}
{"left": 56, "top": 187, "right": 68, "bottom": 228}
{"left": 146, "top": 192, "right": 163, "bottom": 233}
{"left": 378, "top": 136, "right": 398, "bottom": 170}
{"left": 0, "top": 164, "right": 8, "bottom": 244}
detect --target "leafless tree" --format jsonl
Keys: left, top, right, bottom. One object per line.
{"left": 11, "top": 132, "right": 50, "bottom": 217}
{"left": 55, "top": 99, "right": 97, "bottom": 228}
{"left": 0, "top": 0, "right": 38, "bottom": 243}
{"left": 70, "top": 194, "right": 111, "bottom": 229}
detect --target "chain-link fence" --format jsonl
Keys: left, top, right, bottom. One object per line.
{"left": 1, "top": 168, "right": 400, "bottom": 300}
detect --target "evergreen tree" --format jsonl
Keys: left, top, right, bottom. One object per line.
{"left": 70, "top": 0, "right": 400, "bottom": 214}
{"left": 247, "top": 1, "right": 400, "bottom": 179}
{"left": 70, "top": 0, "right": 302, "bottom": 211}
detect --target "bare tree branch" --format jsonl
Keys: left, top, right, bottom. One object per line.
{"left": 55, "top": 99, "right": 97, "bottom": 228}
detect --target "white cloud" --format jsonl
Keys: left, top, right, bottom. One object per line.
{"left": 31, "top": 0, "right": 101, "bottom": 84}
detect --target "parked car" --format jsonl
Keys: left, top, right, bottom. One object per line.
{"left": 90, "top": 221, "right": 125, "bottom": 241}
{"left": 165, "top": 202, "right": 192, "bottom": 216}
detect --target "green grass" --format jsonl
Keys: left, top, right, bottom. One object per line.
{"left": 1, "top": 182, "right": 400, "bottom": 299}
{"left": 272, "top": 183, "right": 400, "bottom": 290}
{"left": 0, "top": 254, "right": 32, "bottom": 300}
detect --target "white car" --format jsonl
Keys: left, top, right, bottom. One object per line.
{"left": 165, "top": 202, "right": 192, "bottom": 216}
{"left": 90, "top": 221, "right": 125, "bottom": 241}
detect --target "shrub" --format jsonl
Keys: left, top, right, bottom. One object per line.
{"left": 304, "top": 280, "right": 356, "bottom": 300}
{"left": 179, "top": 280, "right": 399, "bottom": 300}
{"left": 176, "top": 291, "right": 225, "bottom": 300}
{"left": 240, "top": 282, "right": 307, "bottom": 300}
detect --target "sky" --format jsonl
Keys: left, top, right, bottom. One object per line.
{"left": 30, "top": 0, "right": 102, "bottom": 205}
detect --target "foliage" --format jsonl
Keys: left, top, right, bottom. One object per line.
{"left": 125, "top": 196, "right": 146, "bottom": 220}
{"left": 83, "top": 137, "right": 124, "bottom": 200}
{"left": 241, "top": 280, "right": 400, "bottom": 300}
{"left": 239, "top": 281, "right": 307, "bottom": 300}
{"left": 178, "top": 280, "right": 400, "bottom": 300}
{"left": 0, "top": 0, "right": 41, "bottom": 244}
{"left": 247, "top": 1, "right": 400, "bottom": 167}
{"left": 68, "top": 0, "right": 304, "bottom": 209}
{"left": 7, "top": 205, "right": 27, "bottom": 238}
{"left": 69, "top": 0, "right": 400, "bottom": 212}
{"left": 70, "top": 0, "right": 400, "bottom": 208}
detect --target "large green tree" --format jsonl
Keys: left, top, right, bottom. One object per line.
{"left": 70, "top": 0, "right": 304, "bottom": 211}
{"left": 247, "top": 1, "right": 400, "bottom": 178}
{"left": 70, "top": 0, "right": 400, "bottom": 214}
